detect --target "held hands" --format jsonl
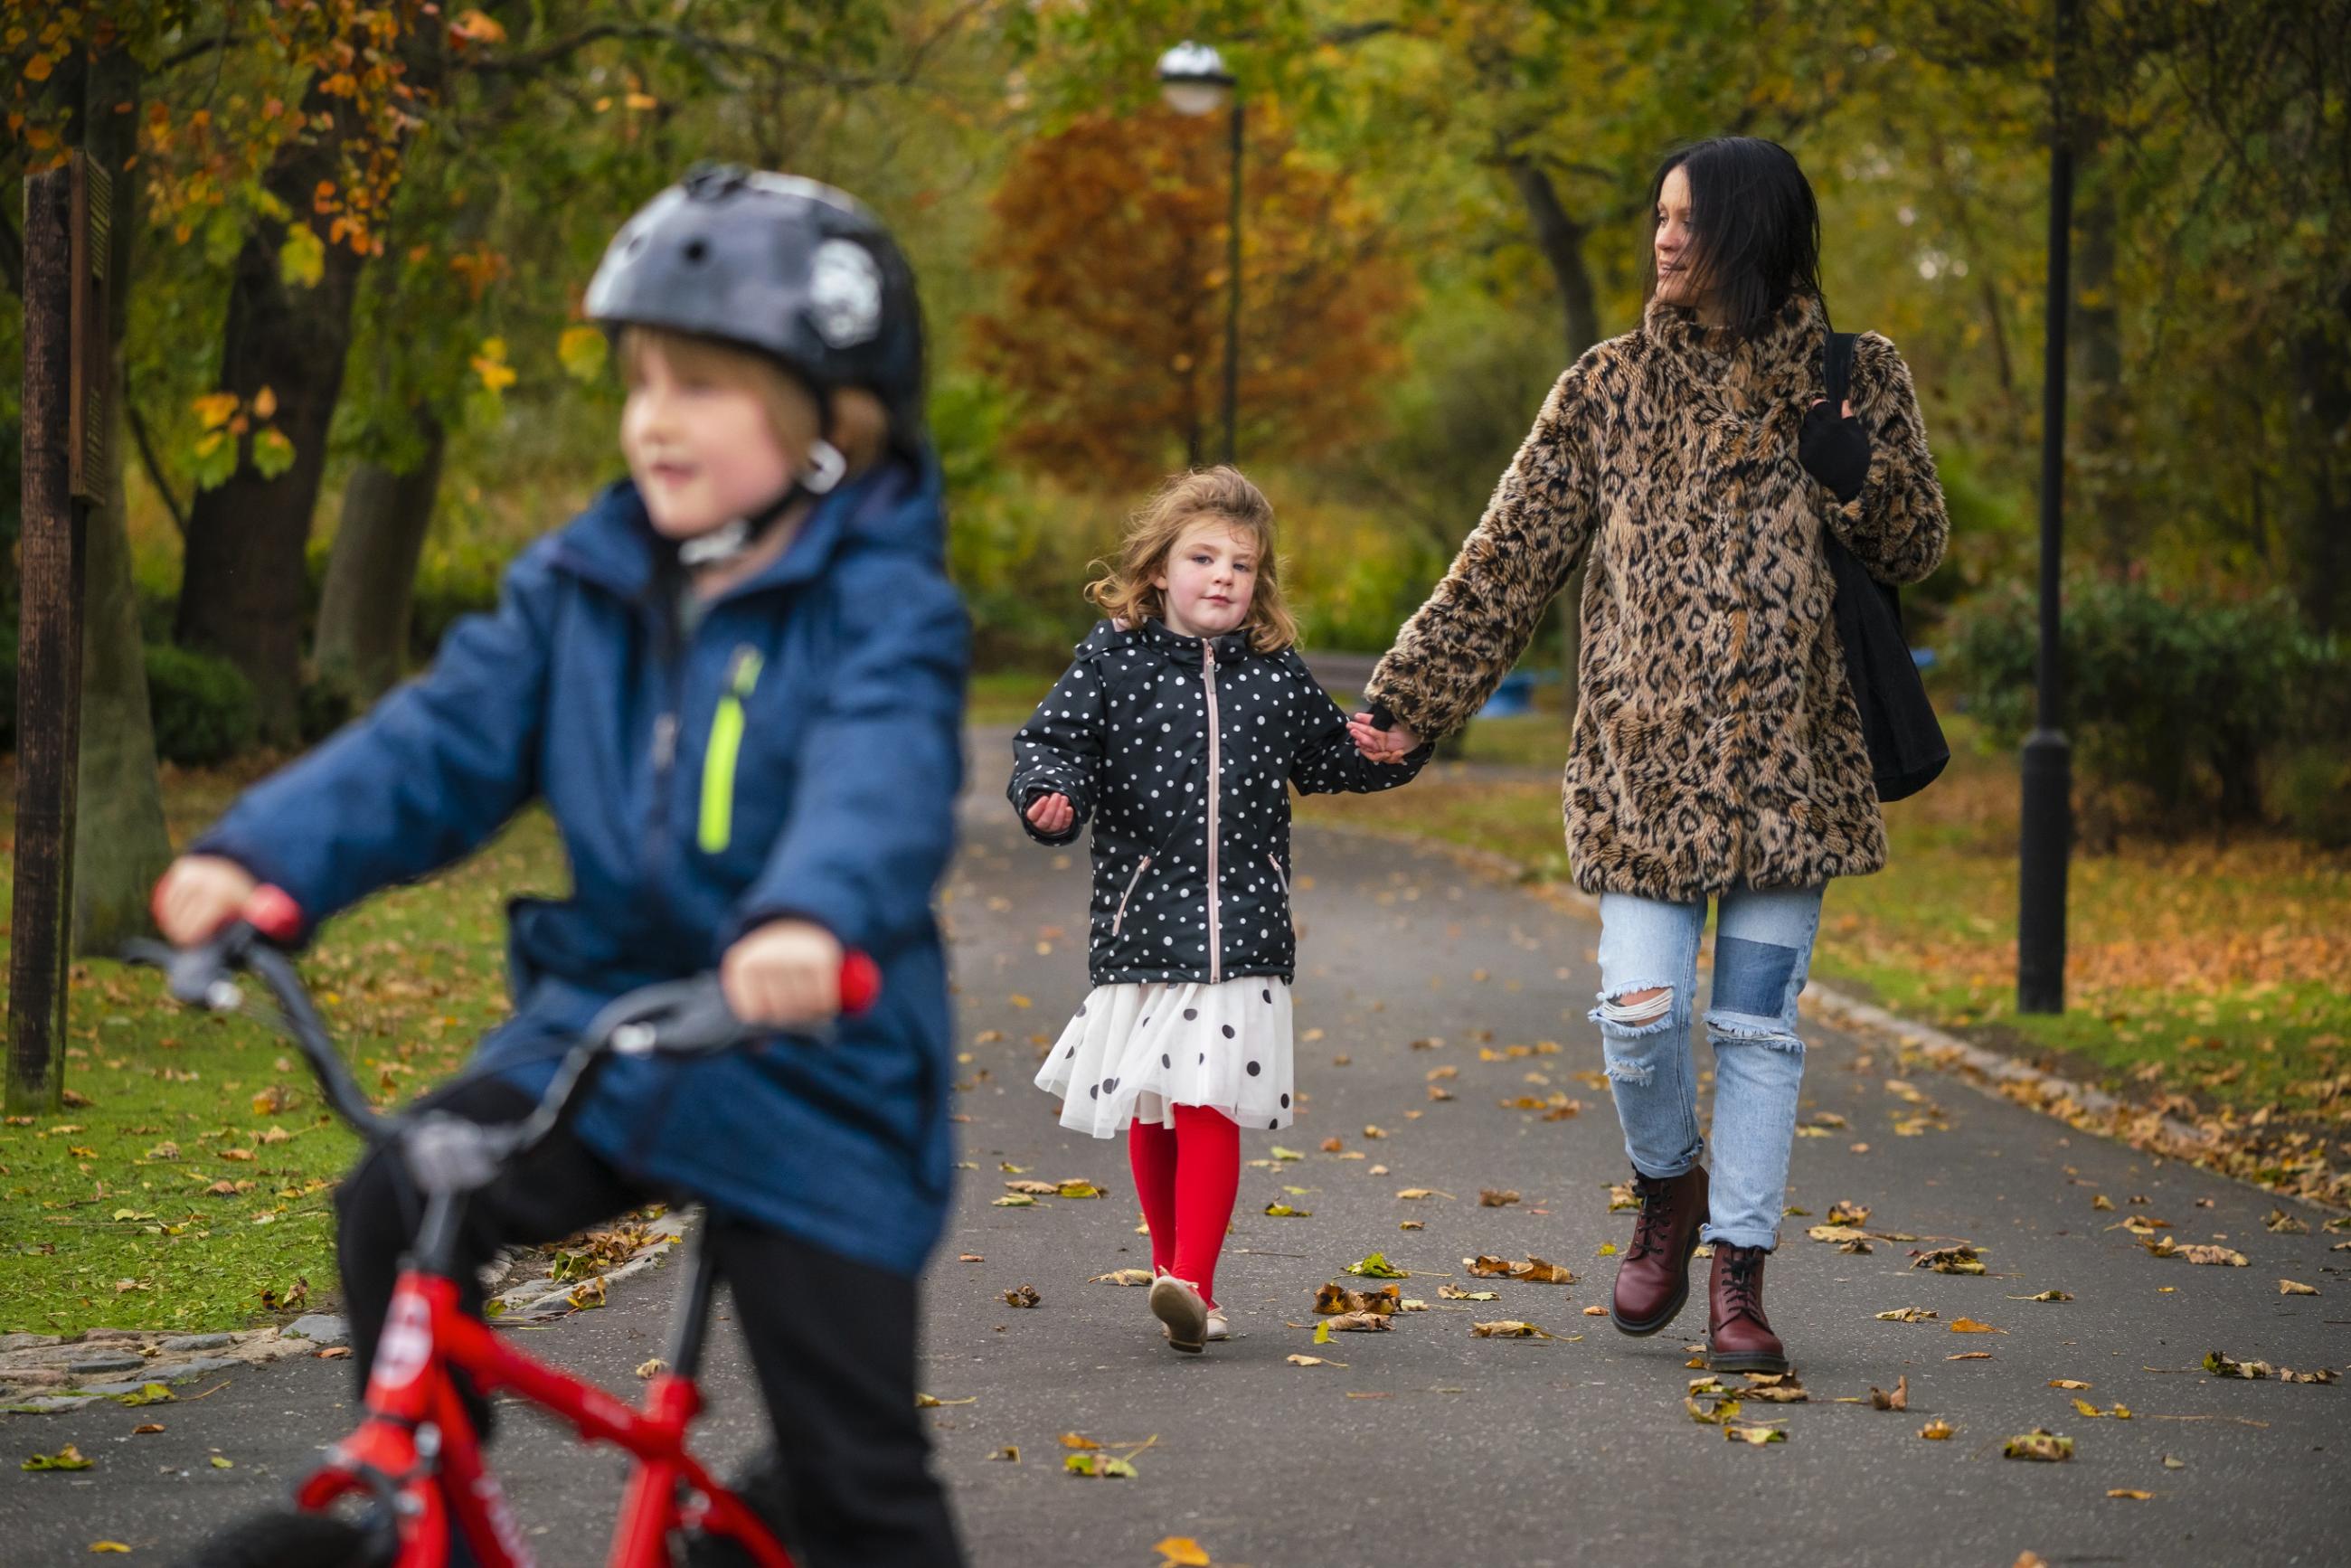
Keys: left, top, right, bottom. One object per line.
{"left": 721, "top": 919, "right": 845, "bottom": 1028}
{"left": 1799, "top": 397, "right": 1870, "bottom": 503}
{"left": 1024, "top": 791, "right": 1076, "bottom": 836}
{"left": 152, "top": 855, "right": 259, "bottom": 947}
{"left": 1346, "top": 711, "right": 1420, "bottom": 764}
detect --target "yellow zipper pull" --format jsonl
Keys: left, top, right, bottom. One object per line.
{"left": 697, "top": 647, "right": 765, "bottom": 854}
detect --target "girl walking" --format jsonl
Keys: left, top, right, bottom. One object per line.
{"left": 1010, "top": 468, "right": 1426, "bottom": 1352}
{"left": 1352, "top": 137, "right": 1950, "bottom": 1374}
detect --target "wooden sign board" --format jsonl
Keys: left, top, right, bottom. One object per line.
{"left": 68, "top": 152, "right": 111, "bottom": 505}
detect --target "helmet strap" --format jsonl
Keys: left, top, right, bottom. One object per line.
{"left": 675, "top": 439, "right": 847, "bottom": 570}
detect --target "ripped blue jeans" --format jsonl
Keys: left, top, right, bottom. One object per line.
{"left": 1590, "top": 883, "right": 1826, "bottom": 1251}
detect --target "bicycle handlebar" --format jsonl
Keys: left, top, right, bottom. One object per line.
{"left": 125, "top": 890, "right": 882, "bottom": 1155}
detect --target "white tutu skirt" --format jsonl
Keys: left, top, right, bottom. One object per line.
{"left": 1035, "top": 977, "right": 1296, "bottom": 1139}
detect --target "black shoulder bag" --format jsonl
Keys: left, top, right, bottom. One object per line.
{"left": 1822, "top": 331, "right": 1948, "bottom": 803}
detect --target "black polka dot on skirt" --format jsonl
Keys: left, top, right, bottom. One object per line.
{"left": 1246, "top": 1061, "right": 1260, "bottom": 1076}
{"left": 1183, "top": 1007, "right": 1198, "bottom": 1021}
{"left": 1280, "top": 1092, "right": 1290, "bottom": 1108}
{"left": 1105, "top": 1077, "right": 1119, "bottom": 1092}
{"left": 1269, "top": 1118, "right": 1279, "bottom": 1129}
{"left": 1141, "top": 1016, "right": 1150, "bottom": 1027}
{"left": 1076, "top": 1003, "right": 1087, "bottom": 1016}
{"left": 1222, "top": 1025, "right": 1236, "bottom": 1039}
{"left": 1198, "top": 1053, "right": 1206, "bottom": 1064}
{"left": 1161, "top": 1053, "right": 1171, "bottom": 1068}
{"left": 1090, "top": 1083, "right": 1100, "bottom": 1098}
{"left": 1066, "top": 1045, "right": 1075, "bottom": 1058}
{"left": 1261, "top": 988, "right": 1271, "bottom": 1004}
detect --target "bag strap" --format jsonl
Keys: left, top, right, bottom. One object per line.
{"left": 1823, "top": 330, "right": 1857, "bottom": 410}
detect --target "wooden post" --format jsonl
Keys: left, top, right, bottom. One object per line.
{"left": 9, "top": 155, "right": 106, "bottom": 1113}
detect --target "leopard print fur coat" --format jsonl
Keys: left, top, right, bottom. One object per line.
{"left": 1366, "top": 292, "right": 1950, "bottom": 902}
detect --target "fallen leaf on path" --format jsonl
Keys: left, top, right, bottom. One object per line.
{"left": 1003, "top": 1285, "right": 1041, "bottom": 1308}
{"left": 1286, "top": 1354, "right": 1344, "bottom": 1368}
{"left": 1466, "top": 1254, "right": 1573, "bottom": 1284}
{"left": 990, "top": 1195, "right": 1036, "bottom": 1208}
{"left": 1869, "top": 1377, "right": 1910, "bottom": 1412}
{"left": 1471, "top": 1320, "right": 1553, "bottom": 1338}
{"left": 566, "top": 1277, "right": 607, "bottom": 1310}
{"left": 2092, "top": 1194, "right": 2115, "bottom": 1211}
{"left": 1826, "top": 1200, "right": 1872, "bottom": 1226}
{"left": 1910, "top": 1245, "right": 1986, "bottom": 1273}
{"left": 2264, "top": 1209, "right": 2309, "bottom": 1234}
{"left": 1320, "top": 1138, "right": 1345, "bottom": 1153}
{"left": 1686, "top": 1394, "right": 1733, "bottom": 1425}
{"left": 1734, "top": 1374, "right": 1808, "bottom": 1403}
{"left": 1607, "top": 1182, "right": 1640, "bottom": 1212}
{"left": 1947, "top": 1352, "right": 1995, "bottom": 1361}
{"left": 1582, "top": 1304, "right": 1609, "bottom": 1316}
{"left": 90, "top": 1542, "right": 132, "bottom": 1553}
{"left": 1059, "top": 1432, "right": 1100, "bottom": 1450}
{"left": 1320, "top": 1310, "right": 1393, "bottom": 1333}
{"left": 1003, "top": 1180, "right": 1059, "bottom": 1195}
{"left": 914, "top": 1393, "right": 977, "bottom": 1408}
{"left": 2002, "top": 1429, "right": 2074, "bottom": 1462}
{"left": 1950, "top": 1318, "right": 2005, "bottom": 1334}
{"left": 2009, "top": 1290, "right": 2073, "bottom": 1302}
{"left": 209, "top": 1456, "right": 234, "bottom": 1469}
{"left": 2279, "top": 1280, "right": 2318, "bottom": 1296}
{"left": 1344, "top": 1252, "right": 1409, "bottom": 1279}
{"left": 1270, "top": 1147, "right": 1306, "bottom": 1162}
{"left": 1262, "top": 1203, "right": 1312, "bottom": 1218}
{"left": 1153, "top": 1536, "right": 1211, "bottom": 1566}
{"left": 1723, "top": 1422, "right": 1787, "bottom": 1445}
{"left": 23, "top": 1446, "right": 92, "bottom": 1471}
{"left": 989, "top": 1446, "right": 1018, "bottom": 1462}
{"left": 1919, "top": 1418, "right": 1954, "bottom": 1440}
{"left": 114, "top": 1383, "right": 175, "bottom": 1406}
{"left": 2280, "top": 1367, "right": 2340, "bottom": 1384}
{"left": 635, "top": 1359, "right": 668, "bottom": 1378}
{"left": 1875, "top": 1307, "right": 1938, "bottom": 1323}
{"left": 1091, "top": 1269, "right": 1153, "bottom": 1286}
{"left": 2178, "top": 1244, "right": 2248, "bottom": 1267}
{"left": 1807, "top": 1224, "right": 1872, "bottom": 1244}
{"left": 1394, "top": 1187, "right": 1450, "bottom": 1201}
{"left": 2049, "top": 1379, "right": 2092, "bottom": 1390}
{"left": 2108, "top": 1489, "right": 2153, "bottom": 1501}
{"left": 1437, "top": 1285, "right": 1499, "bottom": 1301}
{"left": 132, "top": 1423, "right": 165, "bottom": 1436}
{"left": 1064, "top": 1453, "right": 1136, "bottom": 1478}
{"left": 1315, "top": 1282, "right": 1399, "bottom": 1316}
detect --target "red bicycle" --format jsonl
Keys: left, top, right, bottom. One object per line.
{"left": 130, "top": 890, "right": 879, "bottom": 1568}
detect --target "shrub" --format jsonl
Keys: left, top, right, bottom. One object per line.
{"left": 146, "top": 644, "right": 260, "bottom": 765}
{"left": 1950, "top": 577, "right": 2338, "bottom": 832}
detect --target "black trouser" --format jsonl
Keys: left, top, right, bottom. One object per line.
{"left": 335, "top": 1076, "right": 965, "bottom": 1568}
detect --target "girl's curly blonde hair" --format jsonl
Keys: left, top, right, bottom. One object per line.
{"left": 1084, "top": 467, "right": 1299, "bottom": 654}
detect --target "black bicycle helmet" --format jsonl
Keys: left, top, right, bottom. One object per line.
{"left": 586, "top": 164, "right": 928, "bottom": 457}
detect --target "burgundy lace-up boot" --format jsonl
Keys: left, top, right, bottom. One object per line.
{"left": 1608, "top": 1165, "right": 1708, "bottom": 1336}
{"left": 1706, "top": 1242, "right": 1789, "bottom": 1374}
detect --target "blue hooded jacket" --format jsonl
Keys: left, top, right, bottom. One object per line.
{"left": 193, "top": 461, "right": 968, "bottom": 1276}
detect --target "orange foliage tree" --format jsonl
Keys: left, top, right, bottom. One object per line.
{"left": 971, "top": 106, "right": 1415, "bottom": 492}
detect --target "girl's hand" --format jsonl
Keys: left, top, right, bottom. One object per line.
{"left": 1347, "top": 712, "right": 1420, "bottom": 763}
{"left": 1025, "top": 791, "right": 1075, "bottom": 835}
{"left": 151, "top": 855, "right": 259, "bottom": 947}
{"left": 722, "top": 919, "right": 845, "bottom": 1026}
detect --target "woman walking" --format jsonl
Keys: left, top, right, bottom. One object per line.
{"left": 1348, "top": 137, "right": 1949, "bottom": 1373}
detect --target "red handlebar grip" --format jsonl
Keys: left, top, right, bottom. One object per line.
{"left": 243, "top": 885, "right": 306, "bottom": 946}
{"left": 838, "top": 951, "right": 882, "bottom": 1016}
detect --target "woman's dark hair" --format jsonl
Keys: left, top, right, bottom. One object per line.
{"left": 1645, "top": 137, "right": 1822, "bottom": 339}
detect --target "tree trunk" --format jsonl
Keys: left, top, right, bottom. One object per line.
{"left": 173, "top": 9, "right": 444, "bottom": 742}
{"left": 314, "top": 411, "right": 445, "bottom": 704}
{"left": 2288, "top": 279, "right": 2351, "bottom": 637}
{"left": 71, "top": 41, "right": 174, "bottom": 954}
{"left": 1503, "top": 155, "right": 1602, "bottom": 362}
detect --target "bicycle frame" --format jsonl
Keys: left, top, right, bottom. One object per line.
{"left": 296, "top": 1231, "right": 791, "bottom": 1568}
{"left": 129, "top": 904, "right": 878, "bottom": 1567}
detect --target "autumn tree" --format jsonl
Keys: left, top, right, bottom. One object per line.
{"left": 971, "top": 105, "right": 1415, "bottom": 491}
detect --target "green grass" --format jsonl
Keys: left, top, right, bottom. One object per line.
{"left": 1, "top": 787, "right": 567, "bottom": 1337}
{"left": 1300, "top": 716, "right": 2351, "bottom": 1128}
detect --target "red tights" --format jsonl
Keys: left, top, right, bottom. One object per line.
{"left": 1126, "top": 1106, "right": 1241, "bottom": 1308}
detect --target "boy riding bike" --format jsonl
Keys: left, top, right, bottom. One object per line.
{"left": 151, "top": 166, "right": 968, "bottom": 1567}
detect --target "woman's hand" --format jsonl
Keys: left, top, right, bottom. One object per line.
{"left": 1024, "top": 792, "right": 1075, "bottom": 836}
{"left": 721, "top": 919, "right": 845, "bottom": 1027}
{"left": 1347, "top": 712, "right": 1420, "bottom": 763}
{"left": 1799, "top": 397, "right": 1870, "bottom": 502}
{"left": 151, "top": 855, "right": 259, "bottom": 947}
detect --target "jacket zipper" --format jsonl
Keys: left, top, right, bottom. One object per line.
{"left": 646, "top": 607, "right": 689, "bottom": 876}
{"left": 1111, "top": 855, "right": 1151, "bottom": 937}
{"left": 697, "top": 646, "right": 765, "bottom": 854}
{"left": 1202, "top": 640, "right": 1223, "bottom": 984}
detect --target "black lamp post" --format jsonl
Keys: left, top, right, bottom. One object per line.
{"left": 1157, "top": 41, "right": 1242, "bottom": 465}
{"left": 2018, "top": 0, "right": 2076, "bottom": 1015}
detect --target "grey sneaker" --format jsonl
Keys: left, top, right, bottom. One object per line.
{"left": 1148, "top": 1274, "right": 1209, "bottom": 1353}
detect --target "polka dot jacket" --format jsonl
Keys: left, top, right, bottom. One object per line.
{"left": 1009, "top": 618, "right": 1430, "bottom": 987}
